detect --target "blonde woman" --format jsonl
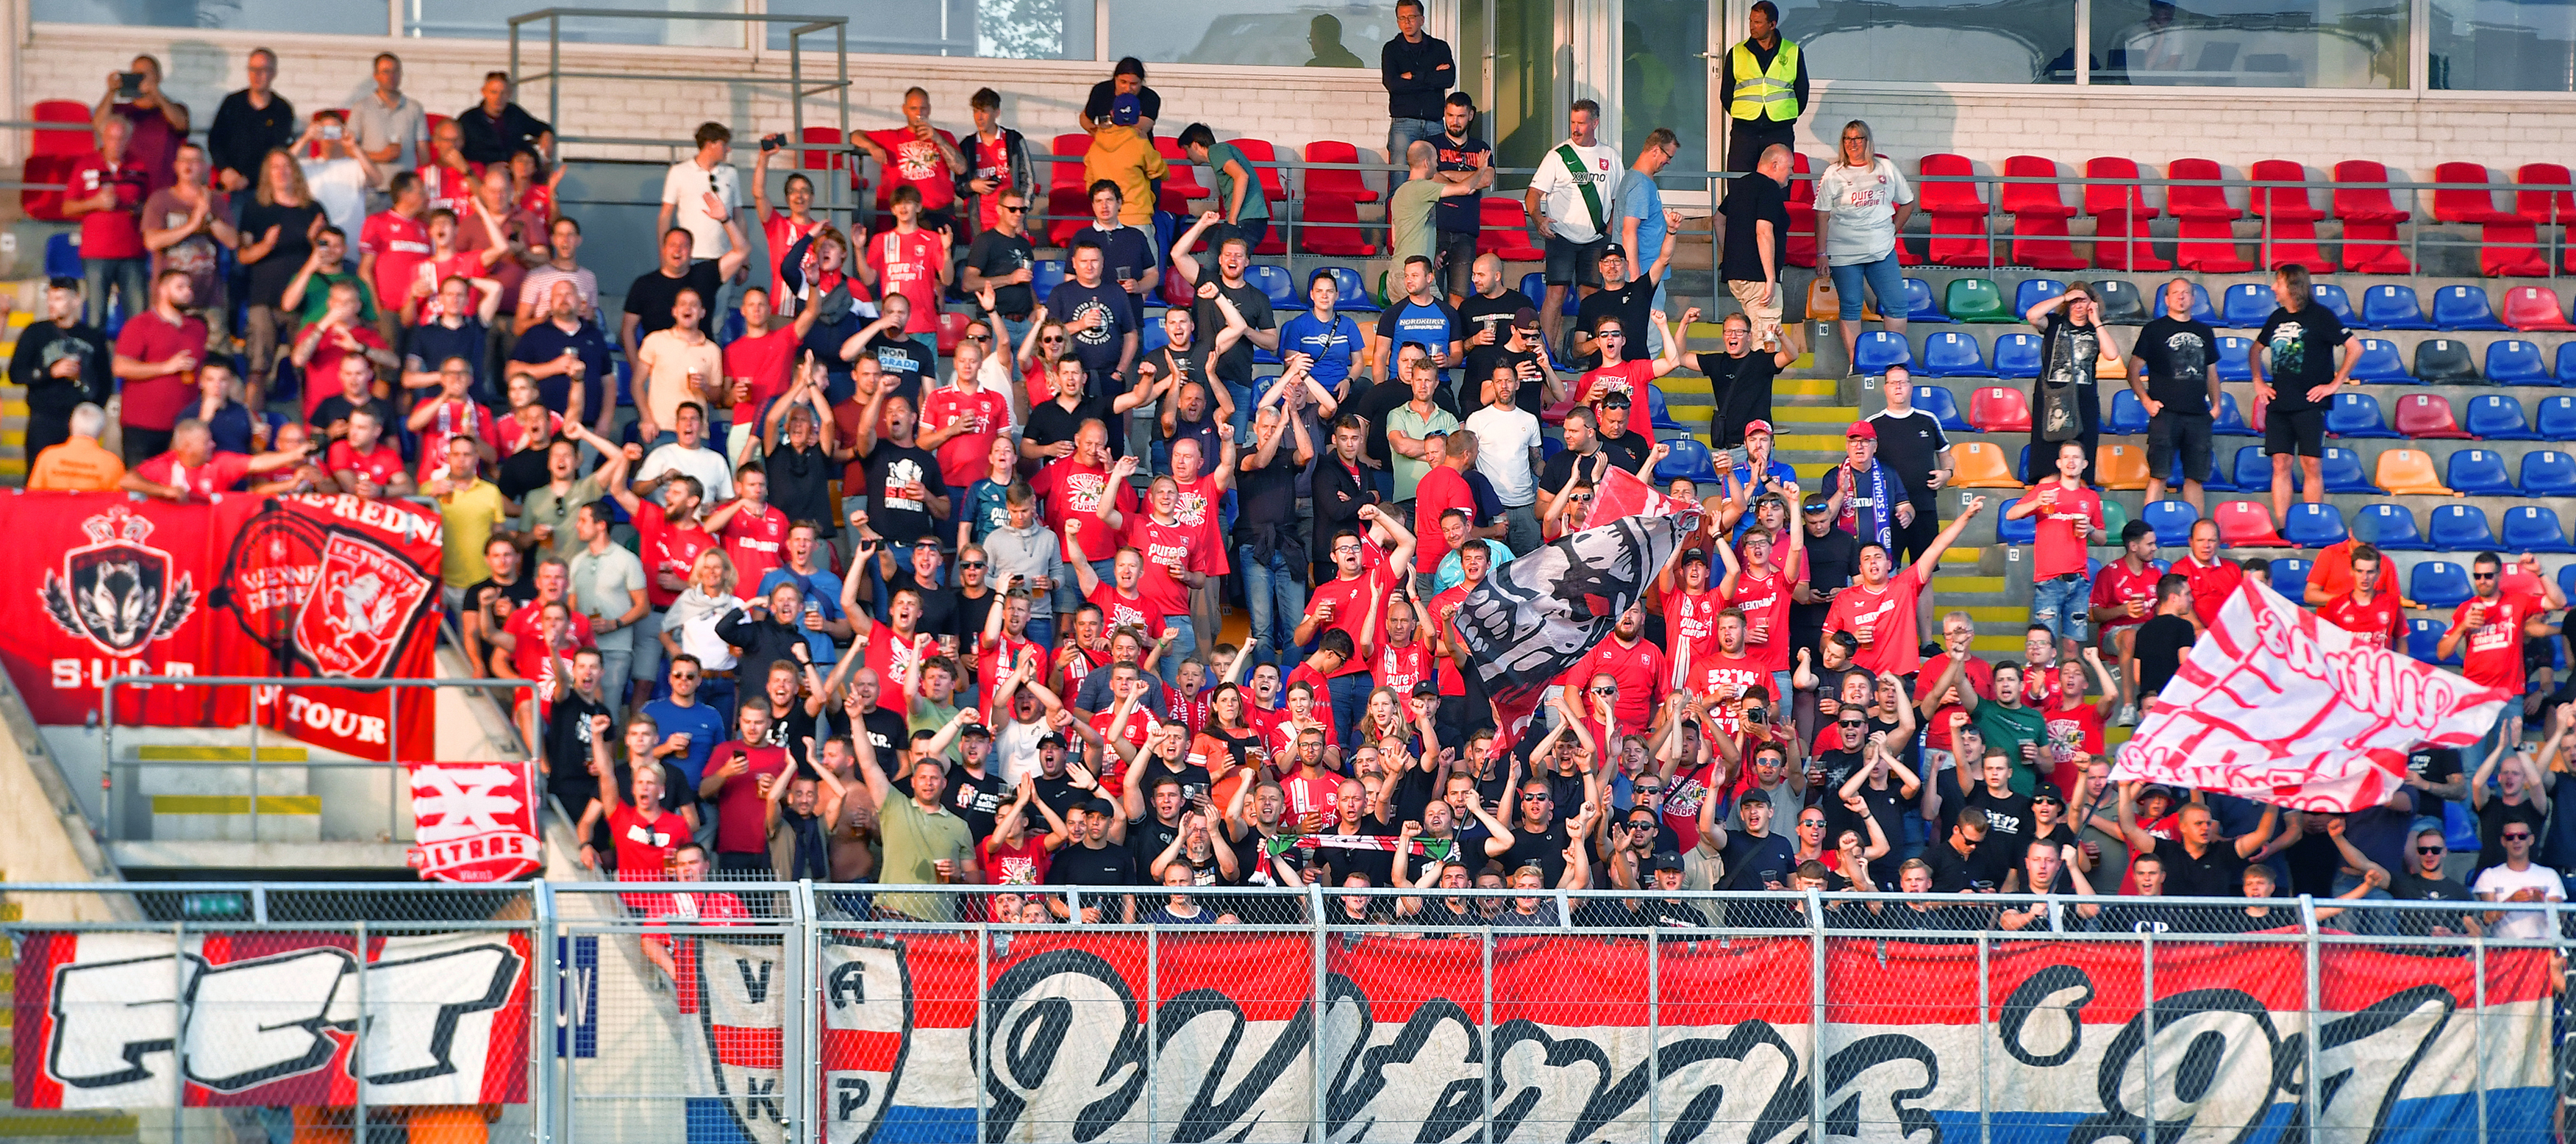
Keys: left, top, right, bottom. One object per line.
{"left": 663, "top": 547, "right": 745, "bottom": 719}
{"left": 235, "top": 147, "right": 327, "bottom": 404}
{"left": 1813, "top": 120, "right": 1915, "bottom": 371}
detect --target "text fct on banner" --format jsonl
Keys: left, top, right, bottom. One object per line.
{"left": 671, "top": 931, "right": 2553, "bottom": 1144}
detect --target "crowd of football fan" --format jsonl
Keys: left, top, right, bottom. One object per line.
{"left": 9, "top": 5, "right": 2564, "bottom": 936}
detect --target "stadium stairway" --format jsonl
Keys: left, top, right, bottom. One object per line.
{"left": 1, "top": 296, "right": 35, "bottom": 485}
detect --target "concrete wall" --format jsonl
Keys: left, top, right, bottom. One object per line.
{"left": 0, "top": 668, "right": 133, "bottom": 923}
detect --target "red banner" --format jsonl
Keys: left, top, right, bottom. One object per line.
{"left": 404, "top": 761, "right": 541, "bottom": 882}
{"left": 0, "top": 492, "right": 440, "bottom": 760}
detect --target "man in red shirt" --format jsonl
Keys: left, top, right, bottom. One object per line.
{"left": 325, "top": 407, "right": 415, "bottom": 497}
{"left": 2317, "top": 543, "right": 2405, "bottom": 651}
{"left": 704, "top": 464, "right": 791, "bottom": 590}
{"left": 2005, "top": 439, "right": 2104, "bottom": 662}
{"left": 1688, "top": 609, "right": 1766, "bottom": 737}
{"left": 1718, "top": 521, "right": 1805, "bottom": 704}
{"left": 1297, "top": 506, "right": 1417, "bottom": 748}
{"left": 2171, "top": 518, "right": 2245, "bottom": 632}
{"left": 108, "top": 268, "right": 205, "bottom": 463}
{"left": 1158, "top": 435, "right": 1233, "bottom": 660}
{"left": 68, "top": 116, "right": 149, "bottom": 332}
{"left": 1825, "top": 496, "right": 1988, "bottom": 676}
{"left": 722, "top": 287, "right": 797, "bottom": 414}
{"left": 640, "top": 843, "right": 748, "bottom": 993}
{"left": 1564, "top": 604, "right": 1671, "bottom": 737}
{"left": 1427, "top": 540, "right": 1493, "bottom": 743}
{"left": 1067, "top": 536, "right": 1164, "bottom": 643}
{"left": 359, "top": 173, "right": 432, "bottom": 339}
{"left": 1412, "top": 433, "right": 1482, "bottom": 579}
{"left": 2087, "top": 521, "right": 2164, "bottom": 712}
{"left": 866, "top": 186, "right": 950, "bottom": 337}
{"left": 1660, "top": 547, "right": 1723, "bottom": 690}
{"left": 919, "top": 315, "right": 1016, "bottom": 490}
{"left": 696, "top": 704, "right": 793, "bottom": 876}
{"left": 2303, "top": 534, "right": 2400, "bottom": 609}
{"left": 851, "top": 87, "right": 966, "bottom": 231}
{"left": 610, "top": 460, "right": 717, "bottom": 688}
{"left": 2439, "top": 551, "right": 2563, "bottom": 762}
{"left": 1569, "top": 304, "right": 1689, "bottom": 408}
{"left": 1032, "top": 419, "right": 1121, "bottom": 593}
{"left": 120, "top": 417, "right": 310, "bottom": 501}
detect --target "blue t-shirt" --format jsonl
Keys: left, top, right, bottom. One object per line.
{"left": 1374, "top": 298, "right": 1460, "bottom": 366}
{"left": 965, "top": 478, "right": 1012, "bottom": 542}
{"left": 1046, "top": 279, "right": 1133, "bottom": 379}
{"left": 1279, "top": 311, "right": 1363, "bottom": 393}
{"left": 510, "top": 319, "right": 614, "bottom": 416}
{"left": 637, "top": 697, "right": 730, "bottom": 787}
{"left": 1620, "top": 171, "right": 1669, "bottom": 273}
{"left": 755, "top": 566, "right": 846, "bottom": 665}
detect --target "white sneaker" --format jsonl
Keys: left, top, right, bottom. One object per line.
{"left": 2116, "top": 704, "right": 2138, "bottom": 727}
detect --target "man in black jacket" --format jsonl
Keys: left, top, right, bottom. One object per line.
{"left": 205, "top": 48, "right": 296, "bottom": 193}
{"left": 457, "top": 72, "right": 554, "bottom": 166}
{"left": 11, "top": 278, "right": 113, "bottom": 464}
{"left": 1313, "top": 413, "right": 1382, "bottom": 582}
{"left": 1380, "top": 0, "right": 1453, "bottom": 196}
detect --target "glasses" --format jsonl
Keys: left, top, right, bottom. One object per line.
{"left": 963, "top": 334, "right": 990, "bottom": 343}
{"left": 1838, "top": 722, "right": 1866, "bottom": 731}
{"left": 1041, "top": 336, "right": 1065, "bottom": 345}
{"left": 1569, "top": 494, "right": 1593, "bottom": 503}
{"left": 1334, "top": 543, "right": 1363, "bottom": 554}
{"left": 999, "top": 204, "right": 1027, "bottom": 213}
{"left": 671, "top": 671, "right": 700, "bottom": 681}
{"left": 1800, "top": 818, "right": 1825, "bottom": 828}
{"left": 1521, "top": 794, "right": 1552, "bottom": 802}
{"left": 1598, "top": 332, "right": 1625, "bottom": 340}
{"left": 1634, "top": 784, "right": 1663, "bottom": 794}
{"left": 1591, "top": 687, "right": 1616, "bottom": 696}
{"left": 958, "top": 560, "right": 987, "bottom": 569}
{"left": 2472, "top": 571, "right": 2499, "bottom": 580}
{"left": 2503, "top": 832, "right": 2534, "bottom": 841}
{"left": 2416, "top": 846, "right": 2446, "bottom": 854}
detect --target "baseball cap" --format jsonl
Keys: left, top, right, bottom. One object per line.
{"left": 1596, "top": 390, "right": 1633, "bottom": 409}
{"left": 1110, "top": 94, "right": 1143, "bottom": 126}
{"left": 960, "top": 722, "right": 994, "bottom": 740}
{"left": 1683, "top": 547, "right": 1708, "bottom": 565}
{"left": 1036, "top": 731, "right": 1066, "bottom": 748}
{"left": 1847, "top": 421, "right": 1877, "bottom": 440}
{"left": 1645, "top": 854, "right": 1684, "bottom": 874}
{"left": 1744, "top": 419, "right": 1773, "bottom": 437}
{"left": 1599, "top": 243, "right": 1628, "bottom": 260}
{"left": 1410, "top": 680, "right": 1441, "bottom": 698}
{"left": 1739, "top": 788, "right": 1772, "bottom": 807}
{"left": 1511, "top": 306, "right": 1541, "bottom": 330}
{"left": 2138, "top": 783, "right": 2179, "bottom": 803}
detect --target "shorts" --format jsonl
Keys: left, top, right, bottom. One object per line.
{"left": 1544, "top": 234, "right": 1608, "bottom": 287}
{"left": 2147, "top": 410, "right": 2214, "bottom": 485}
{"left": 2032, "top": 573, "right": 2091, "bottom": 644}
{"left": 1728, "top": 278, "right": 1784, "bottom": 348}
{"left": 1826, "top": 252, "right": 1904, "bottom": 321}
{"left": 2263, "top": 408, "right": 2325, "bottom": 458}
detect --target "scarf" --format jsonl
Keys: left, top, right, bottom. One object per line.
{"left": 1263, "top": 834, "right": 1461, "bottom": 861}
{"left": 1834, "top": 460, "right": 1897, "bottom": 551}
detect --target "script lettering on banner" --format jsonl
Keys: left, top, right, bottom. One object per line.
{"left": 2113, "top": 579, "right": 2510, "bottom": 810}
{"left": 404, "top": 761, "right": 540, "bottom": 882}
{"left": 648, "top": 931, "right": 2555, "bottom": 1144}
{"left": 13, "top": 930, "right": 529, "bottom": 1109}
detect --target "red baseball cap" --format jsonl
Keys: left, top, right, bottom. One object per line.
{"left": 1744, "top": 419, "right": 1773, "bottom": 437}
{"left": 1847, "top": 421, "right": 1877, "bottom": 440}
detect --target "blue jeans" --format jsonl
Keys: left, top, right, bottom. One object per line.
{"left": 1827, "top": 251, "right": 1906, "bottom": 321}
{"left": 2031, "top": 573, "right": 2092, "bottom": 644}
{"left": 1157, "top": 615, "right": 1194, "bottom": 693}
{"left": 1241, "top": 545, "right": 1307, "bottom": 669}
{"left": 85, "top": 257, "right": 147, "bottom": 329}
{"left": 1024, "top": 614, "right": 1056, "bottom": 651}
{"left": 1327, "top": 671, "right": 1374, "bottom": 751}
{"left": 1387, "top": 118, "right": 1444, "bottom": 196}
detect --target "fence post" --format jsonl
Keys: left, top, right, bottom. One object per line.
{"left": 1646, "top": 929, "right": 1660, "bottom": 1144}
{"left": 2472, "top": 935, "right": 2488, "bottom": 1144}
{"left": 532, "top": 882, "right": 557, "bottom": 1144}
{"left": 2297, "top": 895, "right": 2320, "bottom": 1139}
{"left": 1309, "top": 884, "right": 1327, "bottom": 1144}
{"left": 353, "top": 919, "right": 369, "bottom": 1144}
{"left": 975, "top": 908, "right": 991, "bottom": 1144}
{"left": 1480, "top": 928, "right": 1494, "bottom": 1144}
{"left": 2141, "top": 930, "right": 2157, "bottom": 1144}
{"left": 1805, "top": 888, "right": 1825, "bottom": 1143}
{"left": 792, "top": 881, "right": 817, "bottom": 1144}
{"left": 1975, "top": 932, "right": 1991, "bottom": 1144}
{"left": 1146, "top": 926, "right": 1159, "bottom": 1144}
{"left": 170, "top": 919, "right": 187, "bottom": 1144}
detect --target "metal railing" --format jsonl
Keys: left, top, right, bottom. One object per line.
{"left": 0, "top": 882, "right": 2561, "bottom": 1144}
{"left": 97, "top": 674, "right": 540, "bottom": 846}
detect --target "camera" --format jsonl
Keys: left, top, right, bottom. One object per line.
{"left": 115, "top": 71, "right": 145, "bottom": 100}
{"left": 760, "top": 133, "right": 786, "bottom": 152}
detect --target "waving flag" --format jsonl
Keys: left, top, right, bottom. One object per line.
{"left": 2113, "top": 579, "right": 2511, "bottom": 811}
{"left": 1452, "top": 466, "right": 1696, "bottom": 751}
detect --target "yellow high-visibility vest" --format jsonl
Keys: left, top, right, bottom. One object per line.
{"left": 1728, "top": 40, "right": 1801, "bottom": 122}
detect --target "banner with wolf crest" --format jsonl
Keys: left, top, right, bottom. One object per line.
{"left": 669, "top": 929, "right": 2552, "bottom": 1144}
{"left": 2, "top": 492, "right": 439, "bottom": 759}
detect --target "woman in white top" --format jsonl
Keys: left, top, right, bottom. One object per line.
{"left": 663, "top": 547, "right": 746, "bottom": 718}
{"left": 1812, "top": 120, "right": 1916, "bottom": 371}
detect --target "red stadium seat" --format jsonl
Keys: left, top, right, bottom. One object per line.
{"left": 20, "top": 99, "right": 93, "bottom": 221}
{"left": 1477, "top": 196, "right": 1544, "bottom": 261}
{"left": 1154, "top": 135, "right": 1208, "bottom": 197}
{"left": 2391, "top": 393, "right": 2472, "bottom": 440}
{"left": 1046, "top": 187, "right": 1091, "bottom": 246}
{"left": 1296, "top": 195, "right": 1377, "bottom": 257}
{"left": 1302, "top": 140, "right": 1380, "bottom": 204}
{"left": 1968, "top": 386, "right": 2033, "bottom": 432}
{"left": 1918, "top": 154, "right": 1993, "bottom": 267}
{"left": 2434, "top": 162, "right": 2518, "bottom": 224}
{"left": 2249, "top": 160, "right": 2325, "bottom": 223}
{"left": 2482, "top": 222, "right": 2550, "bottom": 277}
{"left": 1227, "top": 139, "right": 1290, "bottom": 254}
{"left": 2083, "top": 156, "right": 2156, "bottom": 220}
{"left": 2085, "top": 157, "right": 2168, "bottom": 271}
{"left": 2259, "top": 221, "right": 2328, "bottom": 272}
{"left": 2333, "top": 161, "right": 2411, "bottom": 224}
{"left": 1785, "top": 151, "right": 1819, "bottom": 268}
{"left": 2165, "top": 158, "right": 2241, "bottom": 221}
{"left": 2001, "top": 156, "right": 2076, "bottom": 218}
{"left": 2502, "top": 286, "right": 2576, "bottom": 332}
{"left": 934, "top": 310, "right": 971, "bottom": 354}
{"left": 2515, "top": 162, "right": 2572, "bottom": 225}
{"left": 2213, "top": 501, "right": 2290, "bottom": 547}
{"left": 1048, "top": 134, "right": 1091, "bottom": 191}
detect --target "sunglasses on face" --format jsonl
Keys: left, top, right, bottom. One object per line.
{"left": 2416, "top": 846, "right": 2446, "bottom": 854}
{"left": 2503, "top": 832, "right": 2533, "bottom": 841}
{"left": 1838, "top": 721, "right": 1866, "bottom": 732}
{"left": 1634, "top": 784, "right": 1662, "bottom": 794}
{"left": 1569, "top": 494, "right": 1593, "bottom": 503}
{"left": 1521, "top": 794, "right": 1551, "bottom": 802}
{"left": 999, "top": 204, "right": 1027, "bottom": 213}
{"left": 1591, "top": 687, "right": 1616, "bottom": 696}
{"left": 958, "top": 560, "right": 986, "bottom": 569}
{"left": 671, "top": 671, "right": 700, "bottom": 681}
{"left": 2473, "top": 571, "right": 2499, "bottom": 580}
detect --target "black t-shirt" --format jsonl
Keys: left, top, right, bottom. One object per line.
{"left": 467, "top": 576, "right": 537, "bottom": 627}
{"left": 2133, "top": 614, "right": 2197, "bottom": 698}
{"left": 1719, "top": 174, "right": 1790, "bottom": 284}
{"left": 856, "top": 705, "right": 910, "bottom": 764}
{"left": 497, "top": 447, "right": 552, "bottom": 502}
{"left": 2039, "top": 312, "right": 2105, "bottom": 394}
{"left": 1540, "top": 447, "right": 1619, "bottom": 504}
{"left": 1499, "top": 818, "right": 1573, "bottom": 887}
{"left": 1574, "top": 277, "right": 1656, "bottom": 369}
{"left": 625, "top": 264, "right": 722, "bottom": 340}
{"left": 888, "top": 568, "right": 959, "bottom": 638}
{"left": 1237, "top": 432, "right": 1304, "bottom": 539}
{"left": 1864, "top": 409, "right": 1949, "bottom": 510}
{"left": 1457, "top": 289, "right": 1532, "bottom": 388}
{"left": 966, "top": 229, "right": 1038, "bottom": 317}
{"left": 1597, "top": 429, "right": 1652, "bottom": 477}
{"left": 766, "top": 443, "right": 837, "bottom": 537}
{"left": 1967, "top": 784, "right": 2036, "bottom": 845}
{"left": 2135, "top": 316, "right": 2219, "bottom": 415}
{"left": 1193, "top": 280, "right": 1274, "bottom": 387}
{"left": 1026, "top": 396, "right": 1115, "bottom": 452}
{"left": 860, "top": 441, "right": 949, "bottom": 547}
{"left": 2389, "top": 872, "right": 2482, "bottom": 935}
{"left": 1068, "top": 226, "right": 1155, "bottom": 318}
{"left": 1316, "top": 816, "right": 1399, "bottom": 887}
{"left": 2152, "top": 835, "right": 2250, "bottom": 898}
{"left": 1031, "top": 771, "right": 1088, "bottom": 820}
{"left": 543, "top": 691, "right": 613, "bottom": 796}
{"left": 1046, "top": 279, "right": 1134, "bottom": 377}
{"left": 2280, "top": 832, "right": 2345, "bottom": 899}
{"left": 307, "top": 394, "right": 396, "bottom": 441}
{"left": 1082, "top": 82, "right": 1161, "bottom": 129}
{"left": 1127, "top": 814, "right": 1185, "bottom": 873}
{"left": 1922, "top": 837, "right": 1981, "bottom": 893}
{"left": 2407, "top": 747, "right": 2463, "bottom": 823}
{"left": 856, "top": 333, "right": 932, "bottom": 411}
{"left": 1435, "top": 133, "right": 1491, "bottom": 233}
{"left": 240, "top": 201, "right": 323, "bottom": 305}
{"left": 1048, "top": 840, "right": 1142, "bottom": 886}
{"left": 2477, "top": 798, "right": 2546, "bottom": 873}
{"left": 1697, "top": 351, "right": 1780, "bottom": 448}
{"left": 1716, "top": 829, "right": 1797, "bottom": 890}
{"left": 1350, "top": 379, "right": 1416, "bottom": 468}
{"left": 2254, "top": 304, "right": 2350, "bottom": 413}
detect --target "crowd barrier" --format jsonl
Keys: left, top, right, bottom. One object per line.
{"left": 3, "top": 882, "right": 2564, "bottom": 1144}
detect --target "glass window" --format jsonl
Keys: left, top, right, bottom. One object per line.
{"left": 2091, "top": 0, "right": 2408, "bottom": 87}
{"left": 34, "top": 0, "right": 385, "bottom": 35}
{"left": 1107, "top": 0, "right": 1391, "bottom": 67}
{"left": 1624, "top": 0, "right": 1710, "bottom": 170}
{"left": 1771, "top": 0, "right": 2074, "bottom": 84}
{"left": 2430, "top": 0, "right": 2576, "bottom": 90}
{"left": 766, "top": 0, "right": 1091, "bottom": 58}
{"left": 410, "top": 0, "right": 745, "bottom": 47}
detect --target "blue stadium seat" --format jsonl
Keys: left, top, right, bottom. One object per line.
{"left": 1913, "top": 384, "right": 1973, "bottom": 431}
{"left": 2108, "top": 388, "right": 2150, "bottom": 435}
{"left": 2408, "top": 619, "right": 2452, "bottom": 665}
{"left": 2202, "top": 453, "right": 2239, "bottom": 491}
{"left": 2186, "top": 282, "right": 2219, "bottom": 325}
{"left": 1140, "top": 320, "right": 1171, "bottom": 354}
{"left": 2488, "top": 340, "right": 2550, "bottom": 386}
{"left": 2433, "top": 285, "right": 2511, "bottom": 332}
{"left": 2213, "top": 392, "right": 2255, "bottom": 436}
{"left": 2351, "top": 504, "right": 2427, "bottom": 551}
{"left": 2326, "top": 392, "right": 2399, "bottom": 438}
{"left": 2555, "top": 342, "right": 2576, "bottom": 387}
{"left": 1917, "top": 332, "right": 1991, "bottom": 378}
{"left": 2561, "top": 562, "right": 2576, "bottom": 605}
{"left": 2282, "top": 502, "right": 2347, "bottom": 548}
{"left": 1647, "top": 385, "right": 1688, "bottom": 432}
{"left": 2348, "top": 338, "right": 2411, "bottom": 384}
{"left": 2426, "top": 504, "right": 2497, "bottom": 551}
{"left": 1326, "top": 267, "right": 1378, "bottom": 311}
{"left": 42, "top": 232, "right": 77, "bottom": 281}
{"left": 2230, "top": 445, "right": 2273, "bottom": 491}
{"left": 2215, "top": 335, "right": 2255, "bottom": 382}
{"left": 2412, "top": 560, "right": 2477, "bottom": 609}
{"left": 1244, "top": 264, "right": 1300, "bottom": 311}
{"left": 2526, "top": 451, "right": 2576, "bottom": 496}
{"left": 1903, "top": 277, "right": 1949, "bottom": 323}
{"left": 2538, "top": 396, "right": 2576, "bottom": 441}
{"left": 1993, "top": 334, "right": 2043, "bottom": 379}
{"left": 2447, "top": 448, "right": 2519, "bottom": 494}
{"left": 2464, "top": 396, "right": 2539, "bottom": 441}
{"left": 2013, "top": 278, "right": 2065, "bottom": 314}
{"left": 2270, "top": 557, "right": 2312, "bottom": 601}
{"left": 1854, "top": 330, "right": 1912, "bottom": 374}
{"left": 2361, "top": 284, "right": 2434, "bottom": 331}
{"left": 1654, "top": 437, "right": 1722, "bottom": 484}
{"left": 2142, "top": 499, "right": 2199, "bottom": 547}
{"left": 1032, "top": 260, "right": 1068, "bottom": 300}
{"left": 2311, "top": 283, "right": 2361, "bottom": 329}
{"left": 2222, "top": 282, "right": 2272, "bottom": 329}
{"left": 2501, "top": 507, "right": 2576, "bottom": 554}
{"left": 2319, "top": 447, "right": 2380, "bottom": 493}
{"left": 1996, "top": 498, "right": 2038, "bottom": 546}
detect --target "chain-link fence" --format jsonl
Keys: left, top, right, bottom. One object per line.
{"left": 4, "top": 883, "right": 2565, "bottom": 1144}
